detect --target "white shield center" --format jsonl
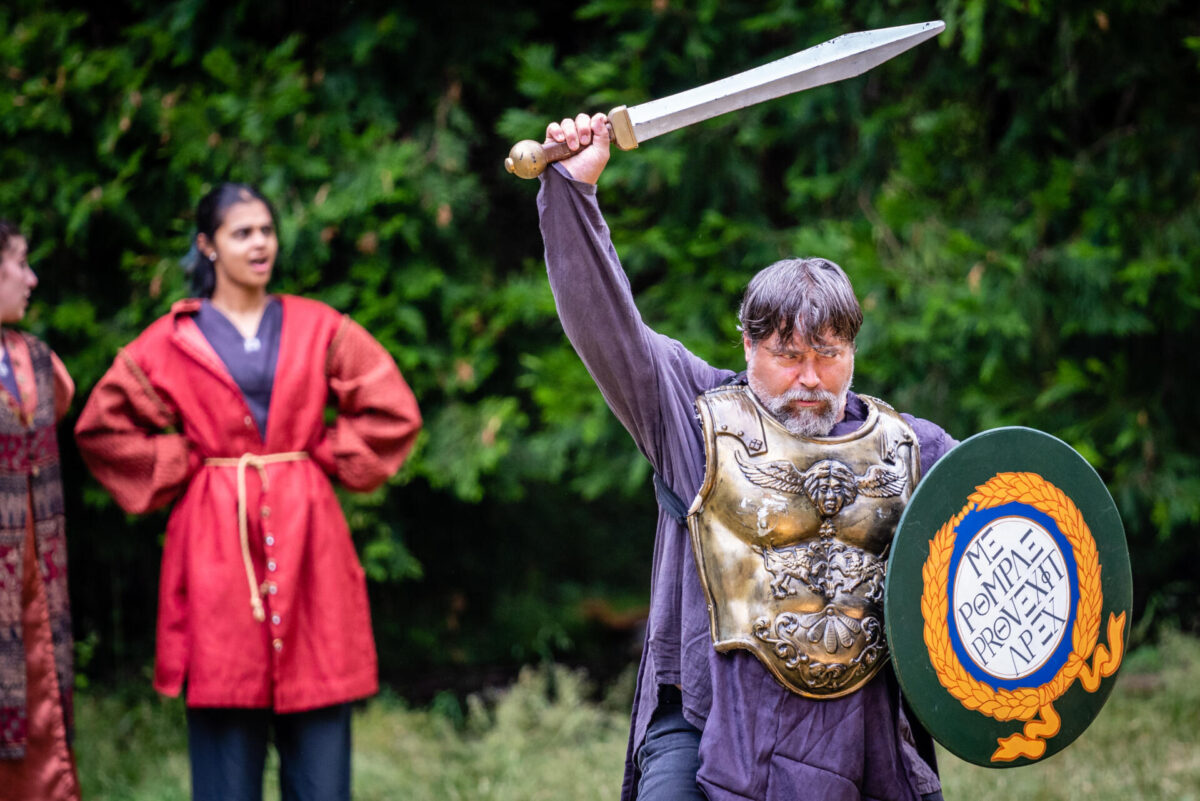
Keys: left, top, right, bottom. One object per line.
{"left": 951, "top": 516, "right": 1072, "bottom": 681}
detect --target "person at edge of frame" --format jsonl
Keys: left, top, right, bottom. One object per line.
{"left": 535, "top": 112, "right": 959, "bottom": 801}
{"left": 74, "top": 182, "right": 422, "bottom": 801}
{"left": 0, "top": 220, "right": 80, "bottom": 801}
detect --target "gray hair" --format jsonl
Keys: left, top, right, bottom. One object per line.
{"left": 737, "top": 257, "right": 863, "bottom": 347}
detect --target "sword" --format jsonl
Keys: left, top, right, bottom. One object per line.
{"left": 505, "top": 20, "right": 945, "bottom": 179}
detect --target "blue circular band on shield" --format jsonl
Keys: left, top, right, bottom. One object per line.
{"left": 944, "top": 501, "right": 1079, "bottom": 690}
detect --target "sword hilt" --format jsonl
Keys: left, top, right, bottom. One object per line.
{"left": 505, "top": 106, "right": 638, "bottom": 179}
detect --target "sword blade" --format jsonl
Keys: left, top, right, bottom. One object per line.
{"left": 626, "top": 21, "right": 945, "bottom": 144}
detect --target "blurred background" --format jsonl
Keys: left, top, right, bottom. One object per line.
{"left": 2, "top": 0, "right": 1198, "bottom": 797}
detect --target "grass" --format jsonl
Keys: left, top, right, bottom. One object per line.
{"left": 76, "top": 633, "right": 1199, "bottom": 800}
{"left": 76, "top": 664, "right": 631, "bottom": 801}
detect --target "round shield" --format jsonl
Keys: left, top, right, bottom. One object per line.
{"left": 885, "top": 427, "right": 1132, "bottom": 767}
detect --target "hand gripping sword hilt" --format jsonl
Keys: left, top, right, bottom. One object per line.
{"left": 504, "top": 106, "right": 638, "bottom": 179}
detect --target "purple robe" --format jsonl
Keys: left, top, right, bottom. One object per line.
{"left": 537, "top": 164, "right": 956, "bottom": 801}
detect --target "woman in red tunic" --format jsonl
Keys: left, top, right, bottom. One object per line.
{"left": 75, "top": 184, "right": 421, "bottom": 801}
{"left": 0, "top": 220, "right": 79, "bottom": 800}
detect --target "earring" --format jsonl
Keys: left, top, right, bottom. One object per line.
{"left": 208, "top": 253, "right": 217, "bottom": 261}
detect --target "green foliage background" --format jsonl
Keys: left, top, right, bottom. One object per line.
{"left": 2, "top": 0, "right": 1197, "bottom": 687}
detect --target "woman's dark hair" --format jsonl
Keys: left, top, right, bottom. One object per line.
{"left": 183, "top": 182, "right": 277, "bottom": 297}
{"left": 0, "top": 220, "right": 22, "bottom": 256}
{"left": 737, "top": 257, "right": 863, "bottom": 348}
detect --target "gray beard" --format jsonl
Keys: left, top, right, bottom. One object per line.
{"left": 747, "top": 370, "right": 852, "bottom": 439}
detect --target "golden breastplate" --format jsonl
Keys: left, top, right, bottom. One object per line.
{"left": 687, "top": 386, "right": 921, "bottom": 698}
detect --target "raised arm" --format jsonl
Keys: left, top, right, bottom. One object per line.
{"left": 74, "top": 349, "right": 196, "bottom": 514}
{"left": 309, "top": 316, "right": 421, "bottom": 492}
{"left": 537, "top": 113, "right": 727, "bottom": 466}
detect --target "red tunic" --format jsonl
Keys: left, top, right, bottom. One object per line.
{"left": 75, "top": 296, "right": 421, "bottom": 711}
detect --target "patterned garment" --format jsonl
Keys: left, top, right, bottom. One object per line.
{"left": 0, "top": 334, "right": 72, "bottom": 760}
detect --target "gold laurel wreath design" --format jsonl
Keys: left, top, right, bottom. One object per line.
{"left": 920, "top": 472, "right": 1111, "bottom": 760}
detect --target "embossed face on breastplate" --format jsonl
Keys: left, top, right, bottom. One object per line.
{"left": 688, "top": 387, "right": 922, "bottom": 698}
{"left": 808, "top": 460, "right": 857, "bottom": 515}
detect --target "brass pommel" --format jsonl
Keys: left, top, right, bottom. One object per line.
{"left": 505, "top": 140, "right": 546, "bottom": 179}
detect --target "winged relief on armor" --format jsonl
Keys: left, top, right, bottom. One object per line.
{"left": 735, "top": 448, "right": 908, "bottom": 520}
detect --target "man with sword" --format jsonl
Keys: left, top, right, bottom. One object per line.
{"left": 527, "top": 21, "right": 956, "bottom": 801}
